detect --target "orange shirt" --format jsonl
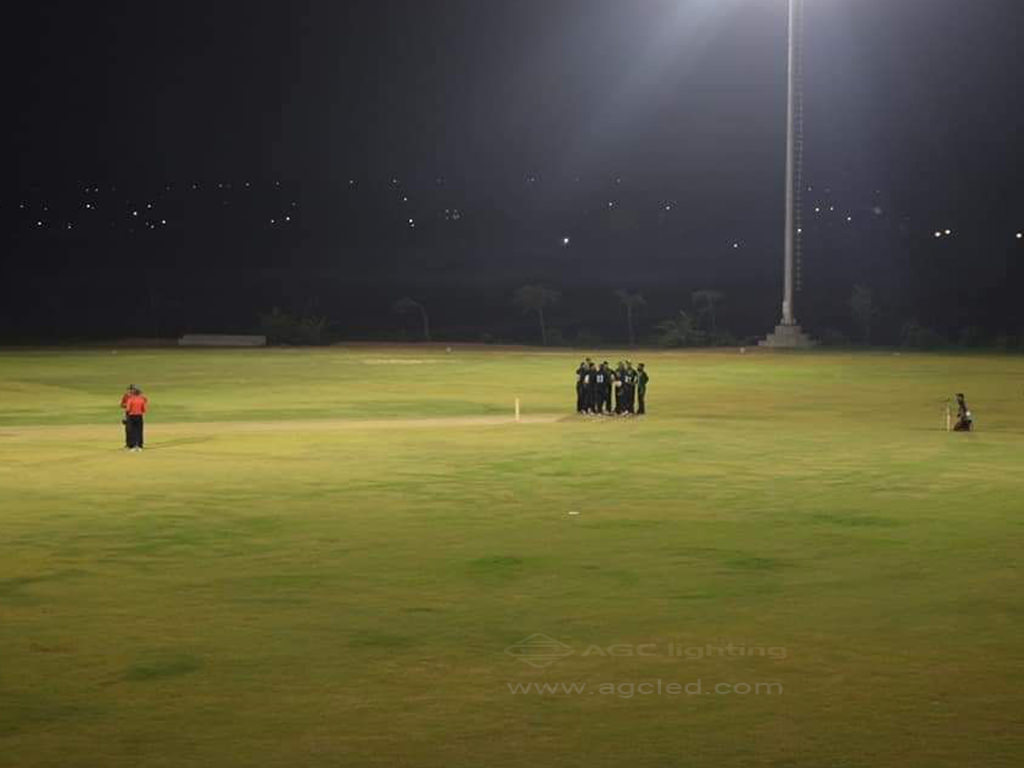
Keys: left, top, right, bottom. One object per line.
{"left": 120, "top": 393, "right": 131, "bottom": 408}
{"left": 125, "top": 394, "right": 148, "bottom": 416}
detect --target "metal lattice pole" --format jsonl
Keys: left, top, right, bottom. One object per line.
{"left": 792, "top": 0, "right": 805, "bottom": 295}
{"left": 782, "top": 0, "right": 804, "bottom": 324}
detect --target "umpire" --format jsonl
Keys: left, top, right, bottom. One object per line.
{"left": 124, "top": 386, "right": 148, "bottom": 451}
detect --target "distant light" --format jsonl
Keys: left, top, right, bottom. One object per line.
{"left": 664, "top": 204, "right": 672, "bottom": 211}
{"left": 607, "top": 201, "right": 615, "bottom": 208}
{"left": 796, "top": 228, "right": 803, "bottom": 234}
{"left": 1017, "top": 232, "right": 1023, "bottom": 240}
{"left": 944, "top": 229, "right": 952, "bottom": 236}
{"left": 732, "top": 242, "right": 740, "bottom": 249}
{"left": 402, "top": 196, "right": 408, "bottom": 202}
{"left": 284, "top": 215, "right": 291, "bottom": 222}
{"left": 934, "top": 231, "right": 942, "bottom": 238}
{"left": 846, "top": 216, "right": 853, "bottom": 223}
{"left": 814, "top": 207, "right": 821, "bottom": 213}
{"left": 562, "top": 236, "right": 570, "bottom": 246}
{"left": 160, "top": 219, "right": 167, "bottom": 225}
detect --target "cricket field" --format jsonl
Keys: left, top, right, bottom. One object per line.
{"left": 0, "top": 346, "right": 1021, "bottom": 767}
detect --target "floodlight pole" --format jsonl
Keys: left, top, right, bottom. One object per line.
{"left": 761, "top": 0, "right": 814, "bottom": 347}
{"left": 782, "top": 0, "right": 797, "bottom": 326}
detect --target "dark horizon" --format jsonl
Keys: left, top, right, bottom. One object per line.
{"left": 5, "top": 0, "right": 1023, "bottom": 345}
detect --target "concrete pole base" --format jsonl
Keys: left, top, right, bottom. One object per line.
{"left": 759, "top": 323, "right": 817, "bottom": 348}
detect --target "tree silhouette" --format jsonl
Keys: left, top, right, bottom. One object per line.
{"left": 513, "top": 285, "right": 560, "bottom": 346}
{"left": 614, "top": 290, "right": 646, "bottom": 346}
{"left": 691, "top": 289, "right": 724, "bottom": 334}
{"left": 392, "top": 297, "right": 431, "bottom": 342}
{"left": 654, "top": 311, "right": 703, "bottom": 348}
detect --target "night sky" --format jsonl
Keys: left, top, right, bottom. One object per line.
{"left": 5, "top": 0, "right": 1023, "bottom": 343}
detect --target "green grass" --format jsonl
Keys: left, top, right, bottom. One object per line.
{"left": 0, "top": 345, "right": 1022, "bottom": 767}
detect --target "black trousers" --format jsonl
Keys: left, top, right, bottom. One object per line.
{"left": 603, "top": 386, "right": 612, "bottom": 413}
{"left": 127, "top": 415, "right": 145, "bottom": 448}
{"left": 576, "top": 383, "right": 584, "bottom": 412}
{"left": 123, "top": 417, "right": 131, "bottom": 447}
{"left": 637, "top": 389, "right": 646, "bottom": 414}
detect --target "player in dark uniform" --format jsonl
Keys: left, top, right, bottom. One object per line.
{"left": 953, "top": 393, "right": 973, "bottom": 431}
{"left": 575, "top": 362, "right": 587, "bottom": 413}
{"left": 637, "top": 363, "right": 649, "bottom": 415}
{"left": 614, "top": 361, "right": 626, "bottom": 413}
{"left": 623, "top": 361, "right": 637, "bottom": 414}
{"left": 600, "top": 362, "right": 613, "bottom": 414}
{"left": 586, "top": 361, "right": 600, "bottom": 413}
{"left": 589, "top": 362, "right": 602, "bottom": 411}
{"left": 580, "top": 360, "right": 593, "bottom": 414}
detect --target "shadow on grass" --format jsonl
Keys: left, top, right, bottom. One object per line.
{"left": 142, "top": 436, "right": 216, "bottom": 450}
{"left": 467, "top": 555, "right": 526, "bottom": 581}
{"left": 123, "top": 654, "right": 203, "bottom": 681}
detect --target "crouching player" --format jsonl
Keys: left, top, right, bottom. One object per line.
{"left": 953, "top": 393, "right": 973, "bottom": 432}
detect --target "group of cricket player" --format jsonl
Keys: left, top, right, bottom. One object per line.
{"left": 575, "top": 359, "right": 649, "bottom": 416}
